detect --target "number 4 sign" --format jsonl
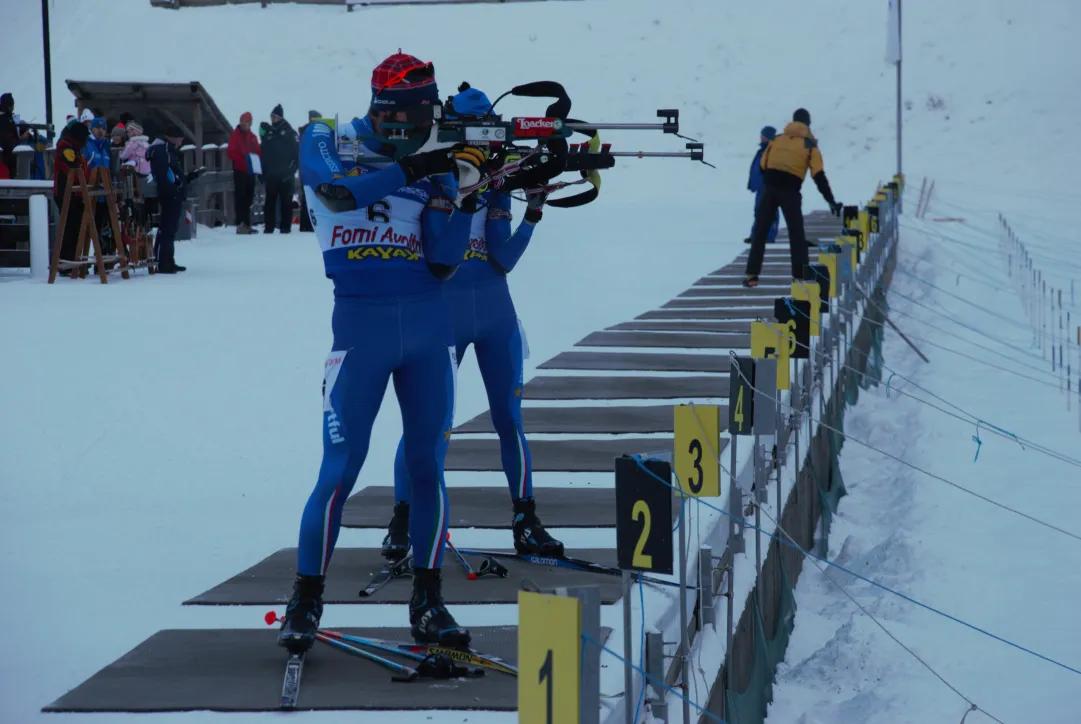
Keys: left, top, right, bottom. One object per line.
{"left": 518, "top": 591, "right": 581, "bottom": 724}
{"left": 673, "top": 404, "right": 721, "bottom": 497}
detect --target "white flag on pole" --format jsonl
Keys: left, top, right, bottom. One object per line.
{"left": 886, "top": 0, "right": 902, "bottom": 64}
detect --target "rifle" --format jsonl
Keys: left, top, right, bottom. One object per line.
{"left": 335, "top": 80, "right": 711, "bottom": 209}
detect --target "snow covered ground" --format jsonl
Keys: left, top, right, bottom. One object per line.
{"left": 764, "top": 204, "right": 1081, "bottom": 724}
{"left": 3, "top": 0, "right": 1080, "bottom": 722}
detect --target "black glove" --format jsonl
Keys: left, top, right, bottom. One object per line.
{"left": 398, "top": 148, "right": 457, "bottom": 185}
{"left": 829, "top": 200, "right": 843, "bottom": 217}
{"left": 315, "top": 183, "right": 357, "bottom": 212}
{"left": 524, "top": 191, "right": 547, "bottom": 224}
{"left": 459, "top": 192, "right": 480, "bottom": 214}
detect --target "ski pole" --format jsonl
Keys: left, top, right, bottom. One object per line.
{"left": 445, "top": 533, "right": 477, "bottom": 580}
{"left": 341, "top": 633, "right": 519, "bottom": 676}
{"left": 455, "top": 548, "right": 689, "bottom": 590}
{"left": 315, "top": 632, "right": 419, "bottom": 682}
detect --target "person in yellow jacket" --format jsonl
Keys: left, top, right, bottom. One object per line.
{"left": 743, "top": 108, "right": 842, "bottom": 287}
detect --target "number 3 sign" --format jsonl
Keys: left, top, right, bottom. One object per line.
{"left": 673, "top": 404, "right": 721, "bottom": 498}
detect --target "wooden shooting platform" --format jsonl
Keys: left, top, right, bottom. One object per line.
{"left": 44, "top": 208, "right": 838, "bottom": 714}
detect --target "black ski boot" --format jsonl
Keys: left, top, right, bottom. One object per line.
{"left": 277, "top": 573, "right": 325, "bottom": 653}
{"left": 512, "top": 497, "right": 565, "bottom": 556}
{"left": 381, "top": 501, "right": 410, "bottom": 561}
{"left": 409, "top": 567, "right": 471, "bottom": 648}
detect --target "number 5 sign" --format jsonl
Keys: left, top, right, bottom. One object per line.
{"left": 673, "top": 404, "right": 721, "bottom": 497}
{"left": 518, "top": 591, "right": 581, "bottom": 724}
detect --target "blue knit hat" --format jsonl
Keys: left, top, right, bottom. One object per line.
{"left": 446, "top": 85, "right": 492, "bottom": 119}
{"left": 761, "top": 125, "right": 777, "bottom": 140}
{"left": 91, "top": 117, "right": 107, "bottom": 130}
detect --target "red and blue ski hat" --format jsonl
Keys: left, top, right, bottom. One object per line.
{"left": 370, "top": 51, "right": 439, "bottom": 112}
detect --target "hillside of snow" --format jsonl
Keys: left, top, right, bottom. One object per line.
{"left": 3, "top": 0, "right": 1081, "bottom": 723}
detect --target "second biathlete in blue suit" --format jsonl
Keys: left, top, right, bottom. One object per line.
{"left": 383, "top": 86, "right": 565, "bottom": 560}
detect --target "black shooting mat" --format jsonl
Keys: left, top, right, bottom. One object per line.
{"left": 455, "top": 404, "right": 696, "bottom": 434}
{"left": 635, "top": 307, "right": 773, "bottom": 321}
{"left": 661, "top": 297, "right": 776, "bottom": 310}
{"left": 608, "top": 319, "right": 750, "bottom": 333}
{"left": 575, "top": 330, "right": 751, "bottom": 350}
{"left": 678, "top": 287, "right": 790, "bottom": 299}
{"left": 521, "top": 374, "right": 729, "bottom": 400}
{"left": 43, "top": 626, "right": 530, "bottom": 712}
{"left": 341, "top": 485, "right": 683, "bottom": 529}
{"left": 446, "top": 436, "right": 685, "bottom": 471}
{"left": 183, "top": 548, "right": 626, "bottom": 605}
{"left": 538, "top": 350, "right": 731, "bottom": 372}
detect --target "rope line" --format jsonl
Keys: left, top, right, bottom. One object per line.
{"left": 726, "top": 358, "right": 1081, "bottom": 543}
{"left": 630, "top": 456, "right": 1081, "bottom": 678}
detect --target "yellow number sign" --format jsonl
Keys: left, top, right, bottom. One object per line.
{"left": 750, "top": 321, "right": 791, "bottom": 390}
{"left": 820, "top": 253, "right": 840, "bottom": 299}
{"left": 791, "top": 281, "right": 821, "bottom": 337}
{"left": 673, "top": 404, "right": 720, "bottom": 497}
{"left": 519, "top": 591, "right": 581, "bottom": 724}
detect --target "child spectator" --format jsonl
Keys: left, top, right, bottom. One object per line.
{"left": 83, "top": 117, "right": 116, "bottom": 257}
{"left": 54, "top": 122, "right": 91, "bottom": 273}
{"left": 120, "top": 122, "right": 151, "bottom": 175}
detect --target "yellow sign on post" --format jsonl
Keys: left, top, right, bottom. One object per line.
{"left": 820, "top": 253, "right": 840, "bottom": 299}
{"left": 791, "top": 281, "right": 821, "bottom": 336}
{"left": 519, "top": 591, "right": 581, "bottom": 724}
{"left": 673, "top": 404, "right": 720, "bottom": 497}
{"left": 750, "top": 321, "right": 792, "bottom": 390}
{"left": 859, "top": 209, "right": 871, "bottom": 248}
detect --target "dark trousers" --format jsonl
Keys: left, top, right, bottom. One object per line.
{"left": 233, "top": 170, "right": 255, "bottom": 227}
{"left": 298, "top": 190, "right": 313, "bottom": 232}
{"left": 156, "top": 196, "right": 182, "bottom": 269}
{"left": 263, "top": 175, "right": 293, "bottom": 233}
{"left": 56, "top": 194, "right": 84, "bottom": 262}
{"left": 745, "top": 184, "right": 809, "bottom": 279}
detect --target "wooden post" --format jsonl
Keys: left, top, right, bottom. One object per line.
{"left": 99, "top": 171, "right": 131, "bottom": 279}
{"left": 48, "top": 172, "right": 75, "bottom": 284}
{"left": 193, "top": 102, "right": 204, "bottom": 170}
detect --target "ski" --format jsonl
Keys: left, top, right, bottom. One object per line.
{"left": 358, "top": 554, "right": 413, "bottom": 598}
{"left": 279, "top": 651, "right": 305, "bottom": 709}
{"left": 455, "top": 548, "right": 688, "bottom": 590}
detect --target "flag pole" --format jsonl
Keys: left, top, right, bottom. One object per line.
{"left": 895, "top": 0, "right": 903, "bottom": 212}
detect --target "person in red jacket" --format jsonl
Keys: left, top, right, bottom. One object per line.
{"left": 53, "top": 122, "right": 91, "bottom": 272}
{"left": 227, "top": 111, "right": 261, "bottom": 234}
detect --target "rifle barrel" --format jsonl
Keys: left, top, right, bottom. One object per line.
{"left": 607, "top": 151, "right": 697, "bottom": 158}
{"left": 564, "top": 122, "right": 668, "bottom": 131}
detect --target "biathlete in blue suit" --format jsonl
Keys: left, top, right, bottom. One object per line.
{"left": 381, "top": 85, "right": 565, "bottom": 561}
{"left": 744, "top": 125, "right": 779, "bottom": 244}
{"left": 278, "top": 53, "right": 486, "bottom": 653}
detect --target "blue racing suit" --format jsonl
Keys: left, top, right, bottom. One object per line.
{"left": 392, "top": 187, "right": 538, "bottom": 504}
{"left": 296, "top": 117, "right": 471, "bottom": 574}
{"left": 749, "top": 143, "right": 779, "bottom": 242}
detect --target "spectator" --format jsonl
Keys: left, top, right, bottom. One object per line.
{"left": 83, "top": 117, "right": 115, "bottom": 256}
{"left": 1, "top": 92, "right": 32, "bottom": 177}
{"left": 146, "top": 124, "right": 188, "bottom": 274}
{"left": 744, "top": 125, "right": 779, "bottom": 245}
{"left": 226, "top": 111, "right": 261, "bottom": 234}
{"left": 53, "top": 122, "right": 91, "bottom": 274}
{"left": 743, "top": 108, "right": 842, "bottom": 287}
{"left": 119, "top": 122, "right": 151, "bottom": 176}
{"left": 296, "top": 109, "right": 321, "bottom": 232}
{"left": 80, "top": 108, "right": 94, "bottom": 128}
{"left": 111, "top": 123, "right": 127, "bottom": 147}
{"left": 260, "top": 103, "right": 298, "bottom": 234}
